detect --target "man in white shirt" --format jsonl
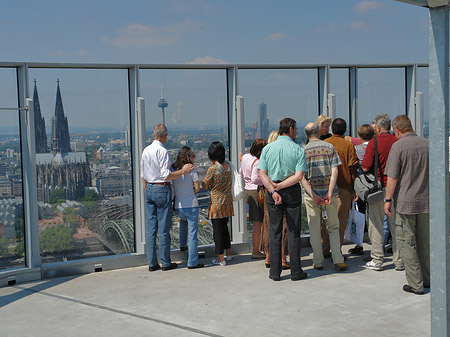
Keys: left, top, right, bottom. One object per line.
{"left": 141, "top": 124, "right": 194, "bottom": 271}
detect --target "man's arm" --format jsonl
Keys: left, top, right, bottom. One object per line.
{"left": 165, "top": 164, "right": 195, "bottom": 182}
{"left": 273, "top": 171, "right": 304, "bottom": 190}
{"left": 300, "top": 177, "right": 323, "bottom": 206}
{"left": 259, "top": 169, "right": 281, "bottom": 205}
{"left": 142, "top": 178, "right": 147, "bottom": 190}
{"left": 384, "top": 176, "right": 398, "bottom": 217}
{"left": 323, "top": 166, "right": 338, "bottom": 205}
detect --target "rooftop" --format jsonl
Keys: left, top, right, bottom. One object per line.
{"left": 0, "top": 243, "right": 430, "bottom": 337}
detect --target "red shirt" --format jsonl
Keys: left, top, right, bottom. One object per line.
{"left": 361, "top": 132, "right": 397, "bottom": 186}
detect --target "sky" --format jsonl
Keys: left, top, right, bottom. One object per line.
{"left": 0, "top": 1, "right": 433, "bottom": 131}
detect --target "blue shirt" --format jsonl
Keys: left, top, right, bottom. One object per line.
{"left": 258, "top": 136, "right": 307, "bottom": 181}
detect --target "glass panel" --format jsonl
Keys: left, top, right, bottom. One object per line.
{"left": 417, "top": 66, "right": 429, "bottom": 138}
{"left": 28, "top": 68, "right": 134, "bottom": 263}
{"left": 358, "top": 68, "right": 406, "bottom": 126}
{"left": 330, "top": 68, "right": 350, "bottom": 124}
{"left": 140, "top": 69, "right": 228, "bottom": 248}
{"left": 0, "top": 68, "right": 25, "bottom": 270}
{"left": 239, "top": 69, "right": 319, "bottom": 235}
{"left": 239, "top": 69, "right": 318, "bottom": 147}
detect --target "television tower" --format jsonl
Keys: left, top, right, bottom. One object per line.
{"left": 158, "top": 81, "right": 168, "bottom": 125}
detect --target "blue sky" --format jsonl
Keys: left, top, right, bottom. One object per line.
{"left": 1, "top": 0, "right": 429, "bottom": 64}
{"left": 0, "top": 1, "right": 432, "bottom": 131}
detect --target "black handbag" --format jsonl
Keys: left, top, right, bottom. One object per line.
{"left": 354, "top": 138, "right": 384, "bottom": 205}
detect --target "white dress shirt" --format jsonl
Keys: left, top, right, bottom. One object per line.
{"left": 140, "top": 140, "right": 171, "bottom": 183}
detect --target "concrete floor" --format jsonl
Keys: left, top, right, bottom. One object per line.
{"left": 0, "top": 243, "right": 430, "bottom": 337}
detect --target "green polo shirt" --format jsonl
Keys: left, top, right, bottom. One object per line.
{"left": 258, "top": 135, "right": 307, "bottom": 181}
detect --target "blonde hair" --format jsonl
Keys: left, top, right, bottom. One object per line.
{"left": 316, "top": 114, "right": 332, "bottom": 129}
{"left": 268, "top": 130, "right": 279, "bottom": 143}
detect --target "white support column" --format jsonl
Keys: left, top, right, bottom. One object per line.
{"left": 228, "top": 66, "right": 248, "bottom": 244}
{"left": 129, "top": 65, "right": 146, "bottom": 254}
{"left": 428, "top": 6, "right": 450, "bottom": 337}
{"left": 415, "top": 91, "right": 424, "bottom": 137}
{"left": 327, "top": 94, "right": 336, "bottom": 121}
{"left": 318, "top": 66, "right": 330, "bottom": 116}
{"left": 349, "top": 67, "right": 358, "bottom": 137}
{"left": 17, "top": 65, "right": 41, "bottom": 268}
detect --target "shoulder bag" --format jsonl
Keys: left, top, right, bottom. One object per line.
{"left": 354, "top": 138, "right": 384, "bottom": 205}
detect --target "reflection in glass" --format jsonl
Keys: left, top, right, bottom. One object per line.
{"left": 29, "top": 68, "right": 134, "bottom": 263}
{"left": 141, "top": 69, "right": 228, "bottom": 248}
{"left": 0, "top": 68, "right": 25, "bottom": 269}
{"left": 358, "top": 68, "right": 405, "bottom": 126}
{"left": 239, "top": 69, "right": 318, "bottom": 148}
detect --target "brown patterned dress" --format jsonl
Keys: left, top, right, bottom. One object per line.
{"left": 202, "top": 161, "right": 234, "bottom": 219}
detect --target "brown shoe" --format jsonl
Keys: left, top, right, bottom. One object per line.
{"left": 251, "top": 252, "right": 265, "bottom": 259}
{"left": 313, "top": 263, "right": 323, "bottom": 270}
{"left": 335, "top": 263, "right": 348, "bottom": 271}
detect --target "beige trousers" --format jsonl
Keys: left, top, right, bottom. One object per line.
{"left": 322, "top": 188, "right": 352, "bottom": 255}
{"left": 305, "top": 195, "right": 344, "bottom": 266}
{"left": 367, "top": 193, "right": 402, "bottom": 267}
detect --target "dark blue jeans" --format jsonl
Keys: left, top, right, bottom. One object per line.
{"left": 266, "top": 184, "right": 302, "bottom": 278}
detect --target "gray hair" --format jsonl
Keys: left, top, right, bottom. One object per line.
{"left": 153, "top": 124, "right": 167, "bottom": 139}
{"left": 304, "top": 122, "right": 319, "bottom": 138}
{"left": 373, "top": 114, "right": 391, "bottom": 131}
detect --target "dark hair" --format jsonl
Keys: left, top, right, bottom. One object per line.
{"left": 250, "top": 138, "right": 268, "bottom": 159}
{"left": 358, "top": 124, "right": 375, "bottom": 141}
{"left": 208, "top": 141, "right": 226, "bottom": 164}
{"left": 279, "top": 118, "right": 296, "bottom": 135}
{"left": 331, "top": 118, "right": 347, "bottom": 136}
{"left": 172, "top": 146, "right": 194, "bottom": 170}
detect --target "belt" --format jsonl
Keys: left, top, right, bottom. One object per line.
{"left": 149, "top": 182, "right": 170, "bottom": 186}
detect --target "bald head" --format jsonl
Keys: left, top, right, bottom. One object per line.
{"left": 305, "top": 122, "right": 319, "bottom": 139}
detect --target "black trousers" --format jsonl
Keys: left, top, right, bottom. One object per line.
{"left": 266, "top": 184, "right": 302, "bottom": 278}
{"left": 212, "top": 218, "right": 231, "bottom": 255}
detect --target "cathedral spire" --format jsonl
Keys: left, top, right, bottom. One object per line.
{"left": 51, "top": 79, "right": 71, "bottom": 153}
{"left": 33, "top": 79, "right": 48, "bottom": 153}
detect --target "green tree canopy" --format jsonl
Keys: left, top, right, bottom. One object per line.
{"left": 40, "top": 224, "right": 76, "bottom": 254}
{"left": 49, "top": 189, "right": 66, "bottom": 204}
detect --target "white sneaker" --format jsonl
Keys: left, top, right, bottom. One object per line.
{"left": 225, "top": 255, "right": 233, "bottom": 261}
{"left": 365, "top": 260, "right": 383, "bottom": 271}
{"left": 212, "top": 259, "right": 226, "bottom": 266}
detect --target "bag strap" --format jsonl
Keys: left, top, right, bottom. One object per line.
{"left": 251, "top": 159, "right": 257, "bottom": 169}
{"left": 373, "top": 138, "right": 381, "bottom": 187}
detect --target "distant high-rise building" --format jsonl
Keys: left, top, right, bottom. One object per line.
{"left": 51, "top": 79, "right": 71, "bottom": 153}
{"left": 258, "top": 101, "right": 269, "bottom": 140}
{"left": 33, "top": 80, "right": 48, "bottom": 153}
{"left": 158, "top": 81, "right": 168, "bottom": 125}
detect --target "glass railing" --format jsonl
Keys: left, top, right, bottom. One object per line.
{"left": 0, "top": 62, "right": 429, "bottom": 272}
{"left": 28, "top": 67, "right": 134, "bottom": 263}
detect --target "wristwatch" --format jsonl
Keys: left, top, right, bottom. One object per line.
{"left": 384, "top": 198, "right": 392, "bottom": 202}
{"left": 270, "top": 190, "right": 276, "bottom": 196}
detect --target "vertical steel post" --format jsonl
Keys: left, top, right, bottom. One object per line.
{"left": 349, "top": 67, "right": 358, "bottom": 137}
{"left": 406, "top": 64, "right": 417, "bottom": 117}
{"left": 318, "top": 66, "right": 330, "bottom": 116}
{"left": 17, "top": 64, "right": 41, "bottom": 268}
{"left": 429, "top": 7, "right": 450, "bottom": 337}
{"left": 129, "top": 66, "right": 146, "bottom": 254}
{"left": 228, "top": 67, "right": 248, "bottom": 243}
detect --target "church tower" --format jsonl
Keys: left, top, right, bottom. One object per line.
{"left": 51, "top": 79, "right": 71, "bottom": 153}
{"left": 33, "top": 80, "right": 48, "bottom": 153}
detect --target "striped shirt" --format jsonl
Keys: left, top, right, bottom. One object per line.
{"left": 303, "top": 140, "right": 341, "bottom": 198}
